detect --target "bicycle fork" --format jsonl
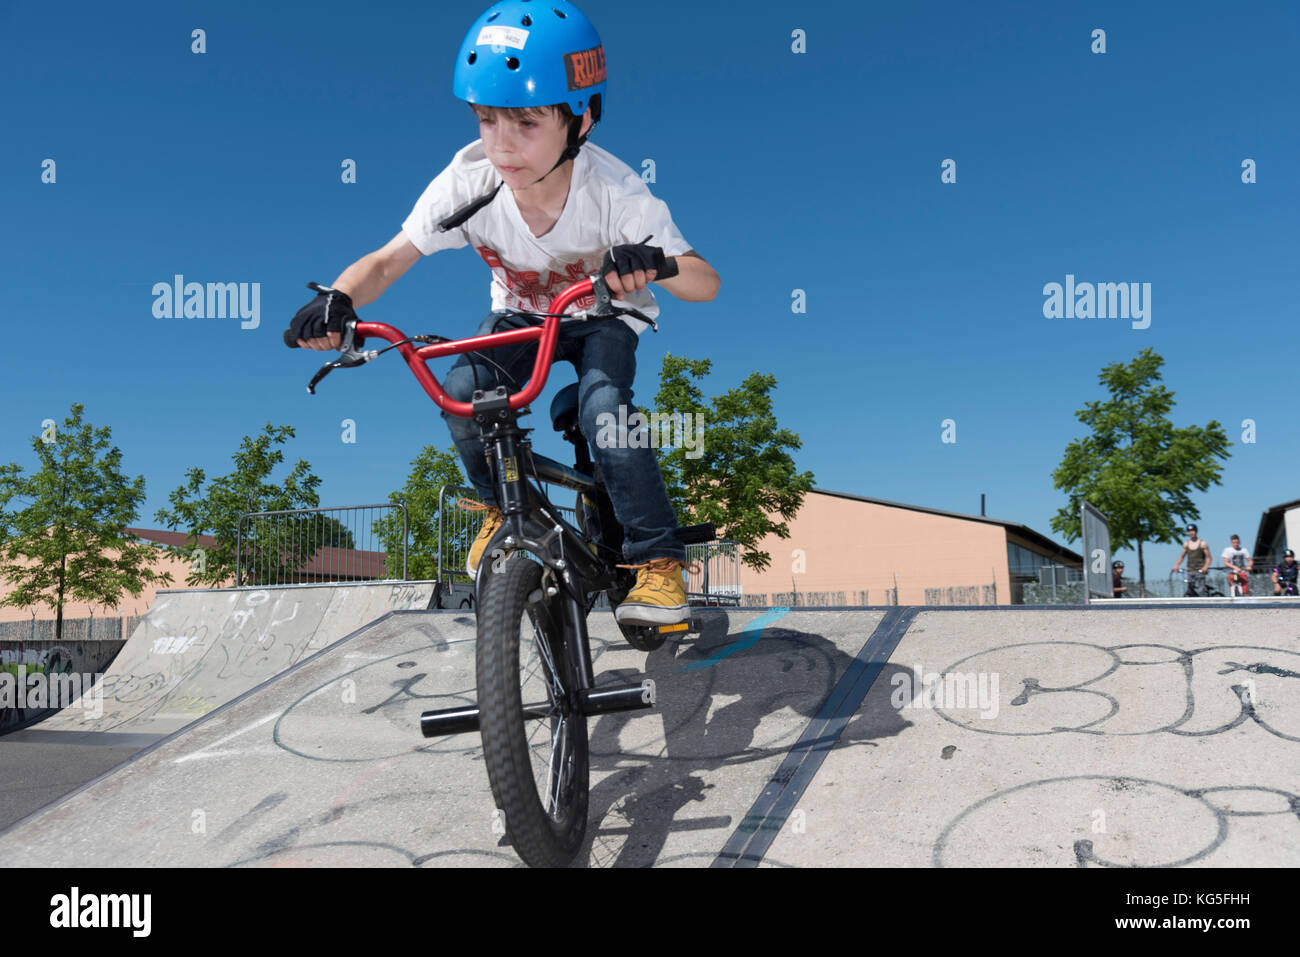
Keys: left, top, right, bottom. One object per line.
{"left": 420, "top": 386, "right": 655, "bottom": 739}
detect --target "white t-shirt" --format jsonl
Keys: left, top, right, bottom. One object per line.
{"left": 402, "top": 140, "right": 692, "bottom": 335}
{"left": 1222, "top": 546, "right": 1251, "bottom": 571}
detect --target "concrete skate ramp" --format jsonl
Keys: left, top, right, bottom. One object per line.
{"left": 1, "top": 605, "right": 1295, "bottom": 867}
{"left": 0, "top": 582, "right": 434, "bottom": 830}
{"left": 5, "top": 582, "right": 435, "bottom": 744}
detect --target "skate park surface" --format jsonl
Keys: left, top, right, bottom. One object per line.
{"left": 1, "top": 593, "right": 1297, "bottom": 867}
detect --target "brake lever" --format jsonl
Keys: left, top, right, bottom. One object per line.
{"left": 306, "top": 321, "right": 379, "bottom": 394}
{"left": 586, "top": 273, "right": 659, "bottom": 332}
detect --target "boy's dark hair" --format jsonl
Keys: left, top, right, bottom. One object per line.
{"left": 469, "top": 101, "right": 578, "bottom": 124}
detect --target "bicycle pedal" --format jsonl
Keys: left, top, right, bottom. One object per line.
{"left": 638, "top": 618, "right": 701, "bottom": 639}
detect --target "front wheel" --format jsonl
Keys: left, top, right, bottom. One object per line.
{"left": 476, "top": 555, "right": 589, "bottom": 867}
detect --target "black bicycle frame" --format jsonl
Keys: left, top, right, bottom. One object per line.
{"left": 470, "top": 383, "right": 614, "bottom": 691}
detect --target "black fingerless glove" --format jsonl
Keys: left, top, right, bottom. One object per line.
{"left": 284, "top": 283, "right": 362, "bottom": 348}
{"left": 600, "top": 235, "right": 679, "bottom": 285}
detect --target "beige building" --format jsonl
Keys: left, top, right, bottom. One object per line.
{"left": 0, "top": 529, "right": 219, "bottom": 623}
{"left": 733, "top": 488, "right": 1082, "bottom": 606}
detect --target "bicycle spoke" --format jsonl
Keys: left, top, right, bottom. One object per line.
{"left": 548, "top": 717, "right": 568, "bottom": 815}
{"left": 518, "top": 600, "right": 572, "bottom": 822}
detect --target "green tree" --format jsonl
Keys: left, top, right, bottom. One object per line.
{"left": 0, "top": 404, "right": 172, "bottom": 637}
{"left": 154, "top": 424, "right": 324, "bottom": 586}
{"left": 375, "top": 445, "right": 467, "bottom": 580}
{"left": 641, "top": 354, "right": 814, "bottom": 573}
{"left": 1050, "top": 348, "right": 1231, "bottom": 589}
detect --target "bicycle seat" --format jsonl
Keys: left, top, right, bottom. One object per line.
{"left": 550, "top": 382, "right": 580, "bottom": 433}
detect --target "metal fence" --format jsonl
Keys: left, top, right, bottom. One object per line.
{"left": 435, "top": 486, "right": 746, "bottom": 608}
{"left": 1152, "top": 565, "right": 1291, "bottom": 598}
{"left": 1027, "top": 564, "right": 1298, "bottom": 601}
{"left": 685, "top": 540, "right": 743, "bottom": 605}
{"left": 1020, "top": 563, "right": 1086, "bottom": 603}
{"left": 236, "top": 504, "right": 408, "bottom": 587}
{"left": 437, "top": 485, "right": 486, "bottom": 584}
{"left": 436, "top": 484, "right": 578, "bottom": 583}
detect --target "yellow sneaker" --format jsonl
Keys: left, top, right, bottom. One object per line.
{"left": 460, "top": 498, "right": 504, "bottom": 580}
{"left": 614, "top": 558, "right": 701, "bottom": 626}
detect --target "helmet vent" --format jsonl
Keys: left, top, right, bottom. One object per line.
{"left": 486, "top": 11, "right": 500, "bottom": 21}
{"left": 521, "top": 14, "right": 532, "bottom": 25}
{"left": 553, "top": 8, "right": 566, "bottom": 17}
{"left": 506, "top": 57, "right": 520, "bottom": 70}
{"left": 467, "top": 51, "right": 477, "bottom": 64}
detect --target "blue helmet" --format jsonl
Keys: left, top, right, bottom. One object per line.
{"left": 453, "top": 1, "right": 606, "bottom": 123}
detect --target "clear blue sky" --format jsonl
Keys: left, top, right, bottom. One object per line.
{"left": 3, "top": 0, "right": 1296, "bottom": 578}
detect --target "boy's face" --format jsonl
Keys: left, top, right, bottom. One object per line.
{"left": 477, "top": 106, "right": 590, "bottom": 188}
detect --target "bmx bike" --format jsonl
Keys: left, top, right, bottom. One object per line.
{"left": 1225, "top": 569, "right": 1249, "bottom": 598}
{"left": 1182, "top": 574, "right": 1221, "bottom": 598}
{"left": 297, "top": 262, "right": 714, "bottom": 866}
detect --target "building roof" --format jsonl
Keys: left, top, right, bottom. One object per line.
{"left": 810, "top": 487, "right": 1084, "bottom": 564}
{"left": 1252, "top": 498, "right": 1300, "bottom": 559}
{"left": 124, "top": 528, "right": 391, "bottom": 581}
{"left": 126, "top": 527, "right": 220, "bottom": 549}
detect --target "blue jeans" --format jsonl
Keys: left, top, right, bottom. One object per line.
{"left": 440, "top": 311, "right": 686, "bottom": 564}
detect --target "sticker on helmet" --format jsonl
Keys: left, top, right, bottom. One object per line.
{"left": 476, "top": 25, "right": 529, "bottom": 49}
{"left": 564, "top": 45, "right": 606, "bottom": 90}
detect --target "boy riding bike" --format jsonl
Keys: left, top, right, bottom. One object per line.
{"left": 284, "top": 1, "right": 719, "bottom": 627}
{"left": 1221, "top": 534, "right": 1252, "bottom": 596}
{"left": 1274, "top": 549, "right": 1298, "bottom": 596}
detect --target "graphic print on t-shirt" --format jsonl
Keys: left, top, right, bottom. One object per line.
{"left": 476, "top": 246, "right": 597, "bottom": 313}
{"left": 1222, "top": 546, "right": 1251, "bottom": 570}
{"left": 400, "top": 139, "right": 691, "bottom": 334}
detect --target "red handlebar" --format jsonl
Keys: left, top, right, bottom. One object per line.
{"left": 355, "top": 278, "right": 594, "bottom": 418}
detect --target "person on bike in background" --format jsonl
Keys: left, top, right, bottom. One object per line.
{"left": 1274, "top": 549, "right": 1298, "bottom": 596}
{"left": 284, "top": 1, "right": 719, "bottom": 627}
{"left": 1221, "top": 534, "right": 1252, "bottom": 595}
{"left": 1112, "top": 560, "right": 1127, "bottom": 598}
{"left": 1173, "top": 523, "right": 1212, "bottom": 596}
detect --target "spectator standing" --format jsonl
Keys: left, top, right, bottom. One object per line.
{"left": 1173, "top": 524, "right": 1212, "bottom": 597}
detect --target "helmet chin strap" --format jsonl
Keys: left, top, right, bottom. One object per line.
{"left": 524, "top": 115, "right": 594, "bottom": 187}
{"left": 437, "top": 114, "right": 594, "bottom": 232}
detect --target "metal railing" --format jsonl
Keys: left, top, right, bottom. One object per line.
{"left": 436, "top": 484, "right": 577, "bottom": 584}
{"left": 236, "top": 504, "right": 407, "bottom": 587}
{"left": 1160, "top": 565, "right": 1294, "bottom": 598}
{"left": 685, "top": 540, "right": 743, "bottom": 605}
{"left": 436, "top": 485, "right": 484, "bottom": 584}
{"left": 1046, "top": 564, "right": 1300, "bottom": 600}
